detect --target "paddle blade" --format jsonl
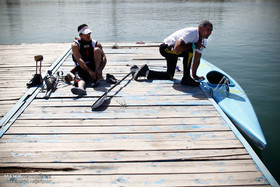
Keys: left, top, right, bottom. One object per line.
{"left": 92, "top": 65, "right": 138, "bottom": 110}
{"left": 91, "top": 92, "right": 107, "bottom": 110}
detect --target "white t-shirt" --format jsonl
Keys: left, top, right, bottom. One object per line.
{"left": 163, "top": 27, "right": 207, "bottom": 53}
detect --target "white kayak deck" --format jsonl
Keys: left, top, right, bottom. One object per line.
{"left": 0, "top": 43, "right": 278, "bottom": 186}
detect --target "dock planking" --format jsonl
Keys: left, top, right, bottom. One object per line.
{"left": 0, "top": 43, "right": 276, "bottom": 186}
{"left": 0, "top": 43, "right": 71, "bottom": 118}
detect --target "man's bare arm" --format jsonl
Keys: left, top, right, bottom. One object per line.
{"left": 192, "top": 51, "right": 204, "bottom": 80}
{"left": 174, "top": 39, "right": 192, "bottom": 53}
{"left": 96, "top": 42, "right": 107, "bottom": 69}
{"left": 71, "top": 42, "right": 96, "bottom": 79}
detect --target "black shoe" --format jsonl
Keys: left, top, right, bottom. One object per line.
{"left": 27, "top": 74, "right": 43, "bottom": 88}
{"left": 181, "top": 76, "right": 200, "bottom": 87}
{"left": 106, "top": 73, "right": 118, "bottom": 84}
{"left": 134, "top": 64, "right": 149, "bottom": 80}
{"left": 71, "top": 87, "right": 87, "bottom": 95}
{"left": 91, "top": 80, "right": 99, "bottom": 88}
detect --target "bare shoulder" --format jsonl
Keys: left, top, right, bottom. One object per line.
{"left": 96, "top": 41, "right": 103, "bottom": 49}
{"left": 71, "top": 41, "right": 79, "bottom": 50}
{"left": 72, "top": 41, "right": 78, "bottom": 47}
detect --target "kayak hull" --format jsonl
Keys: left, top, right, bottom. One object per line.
{"left": 197, "top": 59, "right": 267, "bottom": 150}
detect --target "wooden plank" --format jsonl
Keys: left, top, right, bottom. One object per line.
{"left": 19, "top": 110, "right": 221, "bottom": 120}
{"left": 0, "top": 139, "right": 244, "bottom": 152}
{"left": 29, "top": 99, "right": 210, "bottom": 107}
{"left": 28, "top": 101, "right": 210, "bottom": 109}
{"left": 0, "top": 149, "right": 250, "bottom": 163}
{"left": 21, "top": 103, "right": 219, "bottom": 113}
{"left": 0, "top": 172, "right": 270, "bottom": 186}
{"left": 4, "top": 125, "right": 232, "bottom": 134}
{"left": 8, "top": 117, "right": 227, "bottom": 127}
{"left": 21, "top": 106, "right": 219, "bottom": 119}
{"left": 0, "top": 160, "right": 259, "bottom": 174}
{"left": 2, "top": 131, "right": 235, "bottom": 142}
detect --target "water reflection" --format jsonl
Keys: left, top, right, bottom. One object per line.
{"left": 2, "top": 0, "right": 22, "bottom": 42}
{"left": 0, "top": 0, "right": 232, "bottom": 43}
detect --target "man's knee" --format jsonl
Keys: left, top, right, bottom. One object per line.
{"left": 94, "top": 47, "right": 102, "bottom": 56}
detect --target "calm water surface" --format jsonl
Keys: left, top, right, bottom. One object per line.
{"left": 1, "top": 0, "right": 280, "bottom": 182}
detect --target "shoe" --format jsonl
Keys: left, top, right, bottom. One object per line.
{"left": 134, "top": 64, "right": 149, "bottom": 80}
{"left": 27, "top": 74, "right": 43, "bottom": 88}
{"left": 181, "top": 76, "right": 200, "bottom": 87}
{"left": 91, "top": 80, "right": 99, "bottom": 88}
{"left": 71, "top": 87, "right": 87, "bottom": 95}
{"left": 106, "top": 73, "right": 118, "bottom": 84}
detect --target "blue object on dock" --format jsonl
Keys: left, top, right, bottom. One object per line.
{"left": 197, "top": 59, "right": 267, "bottom": 150}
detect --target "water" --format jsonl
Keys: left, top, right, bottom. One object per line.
{"left": 1, "top": 0, "right": 280, "bottom": 182}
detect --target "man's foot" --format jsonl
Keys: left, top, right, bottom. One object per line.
{"left": 181, "top": 76, "right": 200, "bottom": 87}
{"left": 193, "top": 75, "right": 205, "bottom": 82}
{"left": 71, "top": 87, "right": 87, "bottom": 95}
{"left": 91, "top": 80, "right": 99, "bottom": 88}
{"left": 106, "top": 73, "right": 118, "bottom": 84}
{"left": 27, "top": 74, "right": 43, "bottom": 88}
{"left": 134, "top": 64, "right": 149, "bottom": 80}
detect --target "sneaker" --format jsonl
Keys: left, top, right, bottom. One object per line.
{"left": 71, "top": 87, "right": 87, "bottom": 95}
{"left": 106, "top": 73, "right": 118, "bottom": 84}
{"left": 181, "top": 76, "right": 200, "bottom": 87}
{"left": 27, "top": 74, "right": 43, "bottom": 88}
{"left": 91, "top": 80, "right": 99, "bottom": 88}
{"left": 134, "top": 64, "right": 149, "bottom": 80}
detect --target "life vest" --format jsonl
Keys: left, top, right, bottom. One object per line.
{"left": 72, "top": 39, "right": 97, "bottom": 67}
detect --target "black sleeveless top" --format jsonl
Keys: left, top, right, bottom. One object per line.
{"left": 72, "top": 39, "right": 97, "bottom": 67}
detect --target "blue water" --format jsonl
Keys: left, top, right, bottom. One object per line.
{"left": 1, "top": 0, "right": 280, "bottom": 182}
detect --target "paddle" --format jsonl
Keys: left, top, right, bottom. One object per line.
{"left": 91, "top": 65, "right": 139, "bottom": 110}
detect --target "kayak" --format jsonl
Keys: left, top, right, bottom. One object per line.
{"left": 197, "top": 59, "right": 267, "bottom": 150}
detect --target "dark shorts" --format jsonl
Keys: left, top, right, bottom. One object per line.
{"left": 73, "top": 62, "right": 95, "bottom": 87}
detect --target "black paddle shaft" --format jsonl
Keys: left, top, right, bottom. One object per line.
{"left": 104, "top": 65, "right": 138, "bottom": 95}
{"left": 91, "top": 65, "right": 139, "bottom": 109}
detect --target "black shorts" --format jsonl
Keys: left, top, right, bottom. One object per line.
{"left": 73, "top": 63, "right": 95, "bottom": 86}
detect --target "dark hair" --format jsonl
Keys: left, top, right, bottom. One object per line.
{"left": 199, "top": 20, "right": 213, "bottom": 29}
{"left": 77, "top": 24, "right": 88, "bottom": 32}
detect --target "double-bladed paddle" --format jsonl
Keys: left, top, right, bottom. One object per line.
{"left": 91, "top": 65, "right": 139, "bottom": 110}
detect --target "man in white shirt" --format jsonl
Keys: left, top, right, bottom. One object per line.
{"left": 134, "top": 20, "right": 213, "bottom": 87}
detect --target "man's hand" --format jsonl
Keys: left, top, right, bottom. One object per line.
{"left": 88, "top": 70, "right": 97, "bottom": 80}
{"left": 96, "top": 70, "right": 102, "bottom": 80}
{"left": 196, "top": 40, "right": 206, "bottom": 50}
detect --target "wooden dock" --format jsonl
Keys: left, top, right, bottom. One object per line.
{"left": 0, "top": 43, "right": 278, "bottom": 186}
